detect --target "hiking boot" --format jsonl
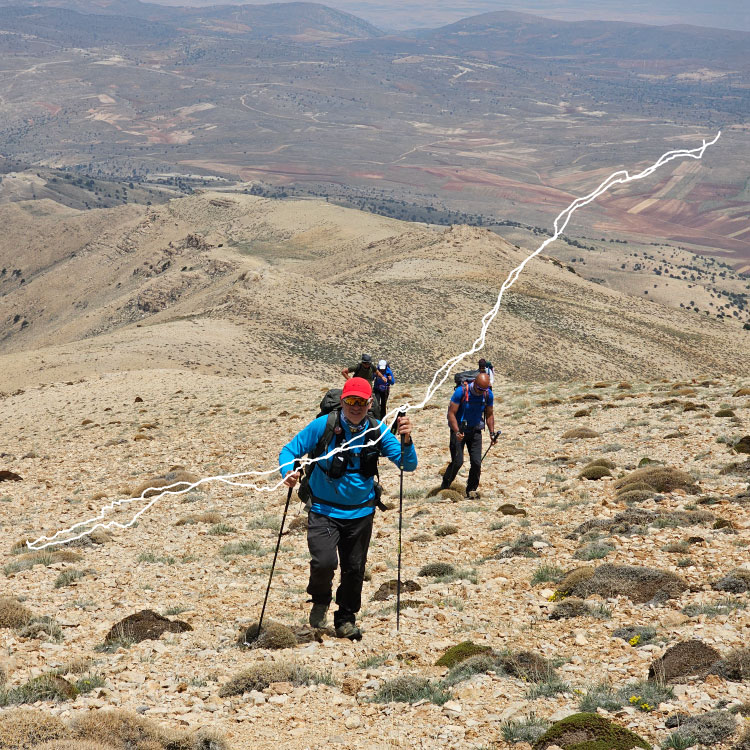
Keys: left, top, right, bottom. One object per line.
{"left": 335, "top": 622, "right": 362, "bottom": 641}
{"left": 309, "top": 602, "right": 329, "bottom": 629}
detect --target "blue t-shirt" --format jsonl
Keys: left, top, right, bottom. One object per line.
{"left": 279, "top": 412, "right": 418, "bottom": 519}
{"left": 450, "top": 383, "right": 493, "bottom": 428}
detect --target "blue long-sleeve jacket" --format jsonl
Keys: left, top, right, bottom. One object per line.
{"left": 279, "top": 412, "right": 418, "bottom": 519}
{"left": 373, "top": 366, "right": 394, "bottom": 392}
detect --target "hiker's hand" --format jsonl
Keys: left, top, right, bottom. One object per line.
{"left": 491, "top": 434, "right": 499, "bottom": 446}
{"left": 397, "top": 415, "right": 412, "bottom": 444}
{"left": 283, "top": 470, "right": 301, "bottom": 488}
{"left": 455, "top": 431, "right": 464, "bottom": 442}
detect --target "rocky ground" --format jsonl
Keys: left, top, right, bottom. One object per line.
{"left": 1, "top": 370, "right": 749, "bottom": 749}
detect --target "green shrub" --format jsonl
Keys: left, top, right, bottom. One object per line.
{"left": 54, "top": 569, "right": 90, "bottom": 588}
{"left": 574, "top": 543, "right": 614, "bottom": 560}
{"left": 418, "top": 562, "right": 455, "bottom": 577}
{"left": 500, "top": 712, "right": 550, "bottom": 744}
{"left": 435, "top": 641, "right": 492, "bottom": 668}
{"left": 371, "top": 676, "right": 451, "bottom": 705}
{"left": 208, "top": 524, "right": 237, "bottom": 536}
{"left": 531, "top": 563, "right": 565, "bottom": 585}
{"left": 534, "top": 712, "right": 650, "bottom": 750}
{"left": 219, "top": 540, "right": 264, "bottom": 557}
{"left": 442, "top": 654, "right": 496, "bottom": 686}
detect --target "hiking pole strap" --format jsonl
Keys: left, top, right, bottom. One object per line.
{"left": 396, "top": 410, "right": 406, "bottom": 632}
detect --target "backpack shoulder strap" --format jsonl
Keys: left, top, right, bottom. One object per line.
{"left": 311, "top": 409, "right": 341, "bottom": 460}
{"left": 365, "top": 415, "right": 384, "bottom": 453}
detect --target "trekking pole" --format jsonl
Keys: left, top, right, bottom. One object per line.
{"left": 245, "top": 460, "right": 298, "bottom": 646}
{"left": 481, "top": 431, "right": 502, "bottom": 463}
{"left": 396, "top": 410, "right": 406, "bottom": 632}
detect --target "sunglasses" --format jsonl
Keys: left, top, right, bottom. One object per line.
{"left": 343, "top": 396, "right": 370, "bottom": 407}
{"left": 472, "top": 383, "right": 489, "bottom": 393}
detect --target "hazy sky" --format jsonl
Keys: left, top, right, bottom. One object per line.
{"left": 151, "top": 0, "right": 750, "bottom": 32}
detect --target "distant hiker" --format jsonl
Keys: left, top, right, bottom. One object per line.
{"left": 478, "top": 358, "right": 494, "bottom": 387}
{"left": 279, "top": 377, "right": 417, "bottom": 640}
{"left": 373, "top": 359, "right": 394, "bottom": 419}
{"left": 441, "top": 371, "right": 496, "bottom": 498}
{"left": 341, "top": 353, "right": 375, "bottom": 384}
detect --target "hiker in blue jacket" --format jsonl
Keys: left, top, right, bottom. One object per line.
{"left": 279, "top": 377, "right": 417, "bottom": 640}
{"left": 441, "top": 371, "right": 496, "bottom": 498}
{"left": 372, "top": 359, "right": 394, "bottom": 419}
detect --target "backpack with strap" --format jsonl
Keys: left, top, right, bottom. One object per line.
{"left": 297, "top": 394, "right": 386, "bottom": 511}
{"left": 454, "top": 369, "right": 479, "bottom": 386}
{"left": 455, "top": 380, "right": 488, "bottom": 427}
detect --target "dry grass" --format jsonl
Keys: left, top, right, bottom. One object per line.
{"left": 239, "top": 620, "right": 297, "bottom": 650}
{"left": 132, "top": 470, "right": 200, "bottom": 499}
{"left": 219, "top": 662, "right": 332, "bottom": 697}
{"left": 0, "top": 597, "right": 33, "bottom": 628}
{"left": 562, "top": 427, "right": 600, "bottom": 439}
{"left": 0, "top": 709, "right": 68, "bottom": 749}
{"left": 613, "top": 466, "right": 698, "bottom": 493}
{"left": 175, "top": 511, "right": 223, "bottom": 526}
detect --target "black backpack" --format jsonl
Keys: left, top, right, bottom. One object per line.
{"left": 297, "top": 390, "right": 386, "bottom": 510}
{"left": 454, "top": 369, "right": 479, "bottom": 386}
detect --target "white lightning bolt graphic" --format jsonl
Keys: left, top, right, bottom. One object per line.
{"left": 27, "top": 131, "right": 721, "bottom": 550}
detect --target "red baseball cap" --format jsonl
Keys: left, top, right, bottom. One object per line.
{"left": 342, "top": 377, "right": 372, "bottom": 400}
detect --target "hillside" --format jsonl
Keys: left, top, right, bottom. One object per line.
{"left": 1, "top": 192, "right": 749, "bottom": 394}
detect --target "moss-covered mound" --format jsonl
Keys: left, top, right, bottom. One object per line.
{"left": 433, "top": 489, "right": 460, "bottom": 502}
{"left": 562, "top": 428, "right": 600, "bottom": 439}
{"left": 613, "top": 466, "right": 698, "bottom": 494}
{"left": 435, "top": 641, "right": 493, "bottom": 668}
{"left": 587, "top": 458, "right": 616, "bottom": 469}
{"left": 564, "top": 564, "right": 688, "bottom": 603}
{"left": 614, "top": 482, "right": 656, "bottom": 496}
{"left": 104, "top": 609, "right": 192, "bottom": 644}
{"left": 733, "top": 387, "right": 750, "bottom": 397}
{"left": 532, "top": 712, "right": 649, "bottom": 750}
{"left": 578, "top": 466, "right": 612, "bottom": 480}
{"left": 239, "top": 620, "right": 297, "bottom": 650}
{"left": 426, "top": 482, "right": 465, "bottom": 497}
{"left": 649, "top": 640, "right": 722, "bottom": 682}
{"left": 418, "top": 562, "right": 455, "bottom": 578}
{"left": 434, "top": 524, "right": 458, "bottom": 537}
{"left": 555, "top": 566, "right": 596, "bottom": 596}
{"left": 497, "top": 503, "right": 527, "bottom": 516}
{"left": 372, "top": 579, "right": 421, "bottom": 601}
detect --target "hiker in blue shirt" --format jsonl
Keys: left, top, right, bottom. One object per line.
{"left": 440, "top": 372, "right": 496, "bottom": 498}
{"left": 372, "top": 359, "right": 394, "bottom": 419}
{"left": 279, "top": 377, "right": 417, "bottom": 640}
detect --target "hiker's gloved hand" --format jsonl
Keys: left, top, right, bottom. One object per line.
{"left": 283, "top": 470, "right": 301, "bottom": 488}
{"left": 491, "top": 433, "right": 499, "bottom": 446}
{"left": 397, "top": 415, "right": 413, "bottom": 445}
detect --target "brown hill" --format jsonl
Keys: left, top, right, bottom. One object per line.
{"left": 1, "top": 191, "right": 748, "bottom": 392}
